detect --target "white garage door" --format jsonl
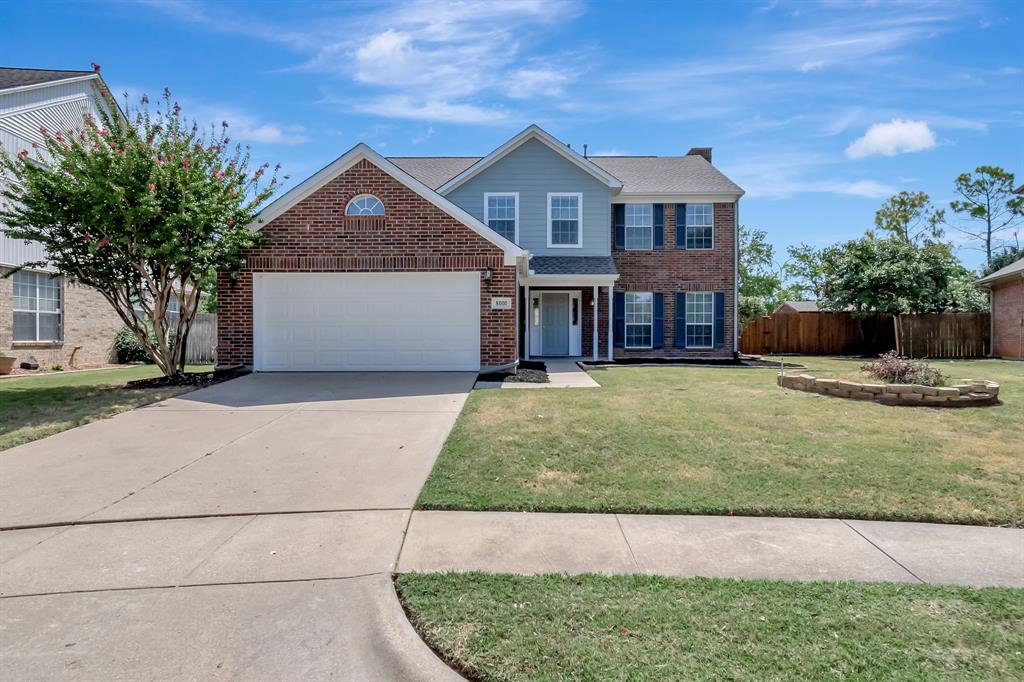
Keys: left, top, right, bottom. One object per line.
{"left": 253, "top": 272, "right": 480, "bottom": 371}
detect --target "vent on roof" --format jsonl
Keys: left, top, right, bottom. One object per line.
{"left": 687, "top": 147, "right": 712, "bottom": 164}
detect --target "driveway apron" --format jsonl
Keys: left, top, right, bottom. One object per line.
{"left": 0, "top": 372, "right": 471, "bottom": 681}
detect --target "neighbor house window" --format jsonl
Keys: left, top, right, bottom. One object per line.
{"left": 625, "top": 292, "right": 653, "bottom": 349}
{"left": 484, "top": 192, "right": 518, "bottom": 242}
{"left": 345, "top": 194, "right": 385, "bottom": 216}
{"left": 13, "top": 270, "right": 61, "bottom": 342}
{"left": 547, "top": 192, "right": 582, "bottom": 247}
{"left": 686, "top": 292, "right": 714, "bottom": 348}
{"left": 625, "top": 204, "right": 653, "bottom": 250}
{"left": 685, "top": 204, "right": 713, "bottom": 249}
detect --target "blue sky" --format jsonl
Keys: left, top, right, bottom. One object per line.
{"left": 4, "top": 0, "right": 1022, "bottom": 270}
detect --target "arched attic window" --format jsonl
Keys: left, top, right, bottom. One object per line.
{"left": 345, "top": 194, "right": 385, "bottom": 216}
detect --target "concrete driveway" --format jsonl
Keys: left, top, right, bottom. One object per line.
{"left": 0, "top": 372, "right": 471, "bottom": 681}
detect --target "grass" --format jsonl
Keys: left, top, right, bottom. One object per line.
{"left": 417, "top": 357, "right": 1024, "bottom": 526}
{"left": 396, "top": 572, "right": 1024, "bottom": 682}
{"left": 0, "top": 364, "right": 212, "bottom": 450}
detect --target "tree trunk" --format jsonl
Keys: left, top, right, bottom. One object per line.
{"left": 893, "top": 315, "right": 902, "bottom": 356}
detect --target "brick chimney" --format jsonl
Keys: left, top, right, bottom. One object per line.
{"left": 687, "top": 147, "right": 712, "bottom": 164}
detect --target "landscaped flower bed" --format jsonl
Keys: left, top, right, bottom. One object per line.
{"left": 777, "top": 372, "right": 999, "bottom": 406}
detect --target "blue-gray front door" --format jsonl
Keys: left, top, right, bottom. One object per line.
{"left": 542, "top": 293, "right": 570, "bottom": 355}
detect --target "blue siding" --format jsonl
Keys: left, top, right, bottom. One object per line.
{"left": 445, "top": 138, "right": 612, "bottom": 256}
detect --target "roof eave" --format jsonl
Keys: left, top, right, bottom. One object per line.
{"left": 0, "top": 72, "right": 99, "bottom": 95}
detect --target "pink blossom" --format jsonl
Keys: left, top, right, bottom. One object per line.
{"left": 182, "top": 158, "right": 190, "bottom": 168}
{"left": 229, "top": 187, "right": 236, "bottom": 194}
{"left": 98, "top": 239, "right": 109, "bottom": 249}
{"left": 83, "top": 233, "right": 92, "bottom": 242}
{"left": 147, "top": 183, "right": 156, "bottom": 191}
{"left": 99, "top": 129, "right": 108, "bottom": 138}
{"left": 55, "top": 133, "right": 65, "bottom": 142}
{"left": 18, "top": 150, "right": 29, "bottom": 158}
{"left": 218, "top": 171, "right": 226, "bottom": 179}
{"left": 226, "top": 219, "right": 235, "bottom": 225}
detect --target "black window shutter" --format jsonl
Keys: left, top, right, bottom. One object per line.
{"left": 674, "top": 292, "right": 687, "bottom": 347}
{"left": 613, "top": 291, "right": 625, "bottom": 347}
{"left": 653, "top": 293, "right": 664, "bottom": 348}
{"left": 714, "top": 292, "right": 726, "bottom": 349}
{"left": 675, "top": 203, "right": 687, "bottom": 249}
{"left": 653, "top": 204, "right": 664, "bottom": 249}
{"left": 613, "top": 204, "right": 625, "bottom": 250}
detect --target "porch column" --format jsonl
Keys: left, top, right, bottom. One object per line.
{"left": 523, "top": 284, "right": 531, "bottom": 361}
{"left": 606, "top": 285, "right": 614, "bottom": 361}
{"left": 592, "top": 285, "right": 599, "bottom": 361}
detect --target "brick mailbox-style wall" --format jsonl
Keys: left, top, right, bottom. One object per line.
{"left": 611, "top": 202, "right": 736, "bottom": 358}
{"left": 216, "top": 159, "right": 518, "bottom": 369}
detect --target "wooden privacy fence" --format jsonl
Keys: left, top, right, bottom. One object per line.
{"left": 167, "top": 312, "right": 217, "bottom": 364}
{"left": 740, "top": 312, "right": 989, "bottom": 359}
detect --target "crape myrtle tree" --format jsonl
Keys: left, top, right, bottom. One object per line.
{"left": 0, "top": 75, "right": 280, "bottom": 376}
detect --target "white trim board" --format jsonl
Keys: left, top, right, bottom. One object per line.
{"left": 0, "top": 73, "right": 99, "bottom": 96}
{"left": 248, "top": 143, "right": 525, "bottom": 266}
{"left": 437, "top": 124, "right": 623, "bottom": 195}
{"left": 546, "top": 191, "right": 584, "bottom": 249}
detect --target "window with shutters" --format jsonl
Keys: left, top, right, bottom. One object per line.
{"left": 625, "top": 292, "right": 653, "bottom": 349}
{"left": 624, "top": 204, "right": 653, "bottom": 250}
{"left": 484, "top": 193, "right": 518, "bottom": 242}
{"left": 13, "top": 271, "right": 61, "bottom": 342}
{"left": 547, "top": 192, "right": 582, "bottom": 247}
{"left": 686, "top": 292, "right": 714, "bottom": 348}
{"left": 685, "top": 203, "right": 713, "bottom": 249}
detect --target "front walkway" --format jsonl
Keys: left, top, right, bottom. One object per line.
{"left": 1, "top": 373, "right": 469, "bottom": 681}
{"left": 398, "top": 511, "right": 1024, "bottom": 588}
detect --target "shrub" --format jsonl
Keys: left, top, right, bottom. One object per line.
{"left": 114, "top": 327, "right": 151, "bottom": 364}
{"left": 51, "top": 364, "right": 64, "bottom": 371}
{"left": 861, "top": 351, "right": 947, "bottom": 387}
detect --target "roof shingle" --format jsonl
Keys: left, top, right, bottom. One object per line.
{"left": 529, "top": 256, "right": 618, "bottom": 276}
{"left": 0, "top": 67, "right": 95, "bottom": 91}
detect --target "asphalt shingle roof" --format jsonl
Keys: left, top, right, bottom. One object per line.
{"left": 780, "top": 301, "right": 821, "bottom": 313}
{"left": 529, "top": 256, "right": 618, "bottom": 276}
{"left": 389, "top": 154, "right": 743, "bottom": 195}
{"left": 0, "top": 67, "right": 94, "bottom": 91}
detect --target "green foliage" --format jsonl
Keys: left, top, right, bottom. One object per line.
{"left": 983, "top": 247, "right": 1023, "bottom": 276}
{"left": 874, "top": 191, "right": 944, "bottom": 245}
{"left": 50, "top": 364, "right": 64, "bottom": 372}
{"left": 950, "top": 166, "right": 1024, "bottom": 265}
{"left": 781, "top": 242, "right": 824, "bottom": 301}
{"left": 0, "top": 81, "right": 280, "bottom": 375}
{"left": 738, "top": 225, "right": 783, "bottom": 321}
{"left": 114, "top": 327, "right": 150, "bottom": 363}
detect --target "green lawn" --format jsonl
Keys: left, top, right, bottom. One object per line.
{"left": 418, "top": 357, "right": 1023, "bottom": 526}
{"left": 0, "top": 365, "right": 212, "bottom": 450}
{"left": 397, "top": 573, "right": 1024, "bottom": 682}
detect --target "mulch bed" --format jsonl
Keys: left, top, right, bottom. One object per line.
{"left": 125, "top": 367, "right": 248, "bottom": 390}
{"left": 582, "top": 356, "right": 805, "bottom": 369}
{"left": 479, "top": 360, "right": 549, "bottom": 383}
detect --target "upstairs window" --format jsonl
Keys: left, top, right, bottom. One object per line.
{"left": 345, "top": 194, "right": 385, "bottom": 216}
{"left": 685, "top": 203, "right": 713, "bottom": 249}
{"left": 625, "top": 204, "right": 653, "bottom": 250}
{"left": 548, "top": 193, "right": 582, "bottom": 247}
{"left": 686, "top": 292, "right": 714, "bottom": 348}
{"left": 485, "top": 193, "right": 518, "bottom": 242}
{"left": 13, "top": 270, "right": 61, "bottom": 342}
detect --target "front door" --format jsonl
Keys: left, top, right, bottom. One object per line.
{"left": 541, "top": 292, "right": 570, "bottom": 355}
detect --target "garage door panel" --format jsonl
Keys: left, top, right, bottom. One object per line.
{"left": 254, "top": 273, "right": 481, "bottom": 371}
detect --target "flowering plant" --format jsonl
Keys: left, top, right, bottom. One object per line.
{"left": 0, "top": 71, "right": 281, "bottom": 376}
{"left": 861, "top": 351, "right": 947, "bottom": 387}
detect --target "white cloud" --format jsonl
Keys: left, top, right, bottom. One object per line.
{"left": 832, "top": 179, "right": 896, "bottom": 198}
{"left": 352, "top": 95, "right": 511, "bottom": 125}
{"left": 845, "top": 119, "right": 936, "bottom": 159}
{"left": 505, "top": 68, "right": 572, "bottom": 99}
{"left": 799, "top": 60, "right": 826, "bottom": 73}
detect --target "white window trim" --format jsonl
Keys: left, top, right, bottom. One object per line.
{"left": 685, "top": 291, "right": 714, "bottom": 349}
{"left": 685, "top": 203, "right": 715, "bottom": 250}
{"left": 344, "top": 193, "right": 385, "bottom": 216}
{"left": 624, "top": 203, "right": 654, "bottom": 251}
{"left": 624, "top": 291, "right": 654, "bottom": 350}
{"left": 546, "top": 192, "right": 583, "bottom": 248}
{"left": 483, "top": 192, "right": 519, "bottom": 244}
{"left": 12, "top": 270, "right": 62, "bottom": 343}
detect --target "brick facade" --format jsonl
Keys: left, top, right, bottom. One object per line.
{"left": 991, "top": 277, "right": 1023, "bottom": 359}
{"left": 1, "top": 267, "right": 121, "bottom": 369}
{"left": 611, "top": 202, "right": 736, "bottom": 358}
{"left": 216, "top": 158, "right": 518, "bottom": 369}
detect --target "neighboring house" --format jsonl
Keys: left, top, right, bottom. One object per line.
{"left": 217, "top": 125, "right": 743, "bottom": 372}
{"left": 0, "top": 67, "right": 123, "bottom": 368}
{"left": 774, "top": 301, "right": 821, "bottom": 315}
{"left": 977, "top": 257, "right": 1024, "bottom": 360}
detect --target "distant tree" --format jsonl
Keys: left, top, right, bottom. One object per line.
{"left": 981, "top": 246, "right": 1023, "bottom": 276}
{"left": 782, "top": 243, "right": 824, "bottom": 301}
{"left": 949, "top": 166, "right": 1023, "bottom": 266}
{"left": 0, "top": 84, "right": 280, "bottom": 376}
{"left": 874, "top": 191, "right": 944, "bottom": 245}
{"left": 738, "top": 225, "right": 782, "bottom": 321}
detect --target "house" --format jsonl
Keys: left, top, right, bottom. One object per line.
{"left": 774, "top": 301, "right": 822, "bottom": 315}
{"left": 977, "top": 256, "right": 1024, "bottom": 359}
{"left": 216, "top": 125, "right": 743, "bottom": 372}
{"left": 0, "top": 67, "right": 124, "bottom": 369}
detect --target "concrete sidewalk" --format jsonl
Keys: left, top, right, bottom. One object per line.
{"left": 398, "top": 511, "right": 1024, "bottom": 588}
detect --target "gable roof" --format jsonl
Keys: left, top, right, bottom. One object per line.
{"left": 976, "top": 257, "right": 1024, "bottom": 285}
{"left": 435, "top": 125, "right": 623, "bottom": 195}
{"left": 777, "top": 301, "right": 821, "bottom": 313}
{"left": 250, "top": 143, "right": 525, "bottom": 266}
{"left": 0, "top": 67, "right": 96, "bottom": 92}
{"left": 588, "top": 155, "right": 744, "bottom": 196}
{"left": 388, "top": 157, "right": 478, "bottom": 190}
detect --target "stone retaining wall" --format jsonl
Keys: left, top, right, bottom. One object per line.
{"left": 777, "top": 373, "right": 999, "bottom": 406}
